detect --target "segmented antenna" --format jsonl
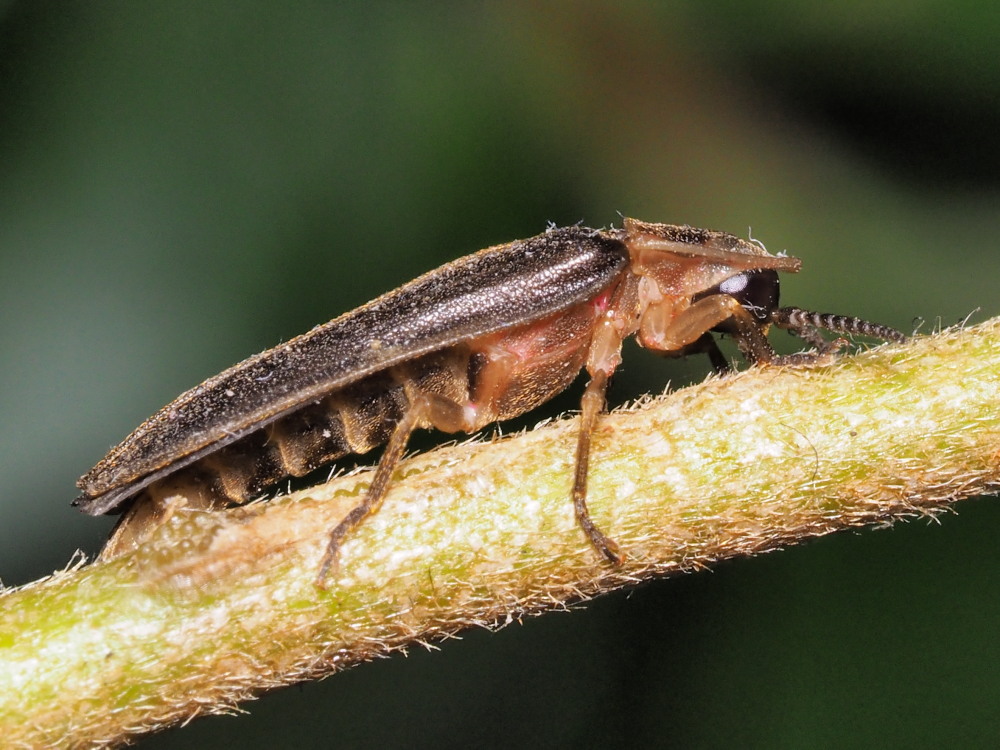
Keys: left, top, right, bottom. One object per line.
{"left": 772, "top": 307, "right": 907, "bottom": 344}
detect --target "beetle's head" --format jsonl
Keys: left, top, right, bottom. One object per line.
{"left": 691, "top": 268, "right": 781, "bottom": 331}
{"left": 698, "top": 268, "right": 780, "bottom": 324}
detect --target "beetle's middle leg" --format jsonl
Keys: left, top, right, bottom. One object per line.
{"left": 573, "top": 313, "right": 631, "bottom": 564}
{"left": 573, "top": 368, "right": 623, "bottom": 564}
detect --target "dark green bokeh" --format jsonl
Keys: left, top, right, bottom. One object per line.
{"left": 1, "top": 2, "right": 998, "bottom": 747}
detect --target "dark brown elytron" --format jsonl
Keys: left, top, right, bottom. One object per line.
{"left": 75, "top": 218, "right": 906, "bottom": 585}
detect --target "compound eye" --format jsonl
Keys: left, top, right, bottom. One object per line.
{"left": 701, "top": 269, "right": 780, "bottom": 322}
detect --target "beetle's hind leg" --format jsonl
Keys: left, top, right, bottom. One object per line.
{"left": 315, "top": 391, "right": 469, "bottom": 588}
{"left": 315, "top": 404, "right": 420, "bottom": 587}
{"left": 98, "top": 497, "right": 171, "bottom": 562}
{"left": 97, "top": 477, "right": 223, "bottom": 561}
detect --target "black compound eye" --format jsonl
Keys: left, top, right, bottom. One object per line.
{"left": 697, "top": 269, "right": 780, "bottom": 323}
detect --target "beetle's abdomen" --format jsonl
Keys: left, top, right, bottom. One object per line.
{"left": 149, "top": 350, "right": 475, "bottom": 506}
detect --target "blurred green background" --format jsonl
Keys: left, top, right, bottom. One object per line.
{"left": 2, "top": 1, "right": 999, "bottom": 747}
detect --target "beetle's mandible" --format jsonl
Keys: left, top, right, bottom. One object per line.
{"left": 75, "top": 218, "right": 906, "bottom": 585}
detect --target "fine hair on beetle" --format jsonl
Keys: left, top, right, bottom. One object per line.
{"left": 74, "top": 218, "right": 906, "bottom": 587}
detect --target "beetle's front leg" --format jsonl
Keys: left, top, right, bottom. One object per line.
{"left": 640, "top": 294, "right": 841, "bottom": 367}
{"left": 639, "top": 294, "right": 775, "bottom": 361}
{"left": 670, "top": 332, "right": 730, "bottom": 374}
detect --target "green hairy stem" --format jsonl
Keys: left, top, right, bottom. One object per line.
{"left": 2, "top": 319, "right": 999, "bottom": 748}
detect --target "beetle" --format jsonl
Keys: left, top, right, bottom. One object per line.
{"left": 75, "top": 218, "right": 906, "bottom": 585}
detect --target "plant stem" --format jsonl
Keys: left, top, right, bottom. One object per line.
{"left": 2, "top": 320, "right": 999, "bottom": 748}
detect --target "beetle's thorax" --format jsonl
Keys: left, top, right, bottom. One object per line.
{"left": 612, "top": 220, "right": 799, "bottom": 355}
